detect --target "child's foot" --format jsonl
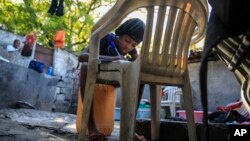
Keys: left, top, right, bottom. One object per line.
{"left": 134, "top": 133, "right": 147, "bottom": 141}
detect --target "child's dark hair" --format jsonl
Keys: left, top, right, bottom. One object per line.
{"left": 14, "top": 39, "right": 20, "bottom": 43}
{"left": 115, "top": 18, "right": 145, "bottom": 43}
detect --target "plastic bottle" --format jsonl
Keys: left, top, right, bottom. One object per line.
{"left": 47, "top": 66, "right": 53, "bottom": 76}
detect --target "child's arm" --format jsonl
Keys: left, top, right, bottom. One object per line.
{"left": 78, "top": 47, "right": 126, "bottom": 62}
{"left": 130, "top": 53, "right": 139, "bottom": 61}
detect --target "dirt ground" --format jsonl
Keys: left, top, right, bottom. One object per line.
{"left": 0, "top": 108, "right": 231, "bottom": 141}
{"left": 0, "top": 108, "right": 120, "bottom": 141}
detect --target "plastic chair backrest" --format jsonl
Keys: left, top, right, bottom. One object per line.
{"left": 140, "top": 4, "right": 205, "bottom": 77}
{"left": 90, "top": 0, "right": 207, "bottom": 69}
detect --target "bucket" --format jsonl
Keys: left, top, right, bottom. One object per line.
{"left": 177, "top": 110, "right": 211, "bottom": 123}
{"left": 76, "top": 84, "right": 116, "bottom": 136}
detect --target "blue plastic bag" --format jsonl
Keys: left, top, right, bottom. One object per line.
{"left": 28, "top": 60, "right": 45, "bottom": 73}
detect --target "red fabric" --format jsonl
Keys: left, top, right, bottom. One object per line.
{"left": 21, "top": 33, "right": 36, "bottom": 56}
{"left": 54, "top": 30, "right": 65, "bottom": 48}
{"left": 25, "top": 33, "right": 36, "bottom": 45}
{"left": 216, "top": 100, "right": 242, "bottom": 112}
{"left": 160, "top": 90, "right": 165, "bottom": 99}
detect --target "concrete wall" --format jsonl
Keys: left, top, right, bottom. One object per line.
{"left": 0, "top": 30, "right": 25, "bottom": 47}
{"left": 0, "top": 61, "right": 58, "bottom": 111}
{"left": 0, "top": 29, "right": 79, "bottom": 77}
{"left": 0, "top": 45, "right": 78, "bottom": 78}
{"left": 0, "top": 58, "right": 241, "bottom": 113}
{"left": 189, "top": 60, "right": 241, "bottom": 111}
{"left": 0, "top": 29, "right": 79, "bottom": 114}
{"left": 0, "top": 60, "right": 80, "bottom": 114}
{"left": 53, "top": 48, "right": 78, "bottom": 77}
{"left": 0, "top": 46, "right": 33, "bottom": 67}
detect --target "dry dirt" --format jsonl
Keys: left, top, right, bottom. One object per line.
{"left": 0, "top": 108, "right": 120, "bottom": 141}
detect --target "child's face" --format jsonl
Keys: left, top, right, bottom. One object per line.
{"left": 14, "top": 40, "right": 20, "bottom": 48}
{"left": 117, "top": 34, "right": 138, "bottom": 54}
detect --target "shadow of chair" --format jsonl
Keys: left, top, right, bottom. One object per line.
{"left": 161, "top": 87, "right": 182, "bottom": 117}
{"left": 78, "top": 0, "right": 208, "bottom": 141}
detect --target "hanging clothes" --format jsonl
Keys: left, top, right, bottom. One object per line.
{"left": 48, "top": 0, "right": 64, "bottom": 16}
{"left": 54, "top": 30, "right": 65, "bottom": 48}
{"left": 21, "top": 33, "right": 37, "bottom": 56}
{"left": 56, "top": 0, "right": 64, "bottom": 16}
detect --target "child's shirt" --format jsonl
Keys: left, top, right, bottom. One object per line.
{"left": 99, "top": 33, "right": 137, "bottom": 57}
{"left": 6, "top": 45, "right": 18, "bottom": 52}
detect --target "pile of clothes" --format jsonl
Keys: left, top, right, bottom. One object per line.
{"left": 209, "top": 100, "right": 250, "bottom": 124}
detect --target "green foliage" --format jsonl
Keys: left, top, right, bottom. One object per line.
{"left": 0, "top": 0, "right": 115, "bottom": 53}
{"left": 190, "top": 38, "right": 205, "bottom": 52}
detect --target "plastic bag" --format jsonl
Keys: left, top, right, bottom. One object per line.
{"left": 28, "top": 60, "right": 45, "bottom": 73}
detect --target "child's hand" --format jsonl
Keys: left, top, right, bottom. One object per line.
{"left": 117, "top": 55, "right": 127, "bottom": 60}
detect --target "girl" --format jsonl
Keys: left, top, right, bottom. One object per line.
{"left": 78, "top": 18, "right": 146, "bottom": 141}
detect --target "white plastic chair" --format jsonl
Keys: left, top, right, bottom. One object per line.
{"left": 161, "top": 87, "right": 182, "bottom": 117}
{"left": 79, "top": 0, "right": 208, "bottom": 141}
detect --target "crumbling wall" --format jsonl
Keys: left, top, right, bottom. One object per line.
{"left": 53, "top": 69, "right": 79, "bottom": 114}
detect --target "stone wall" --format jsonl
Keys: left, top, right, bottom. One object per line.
{"left": 54, "top": 69, "right": 79, "bottom": 114}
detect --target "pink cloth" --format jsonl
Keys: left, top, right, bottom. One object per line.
{"left": 217, "top": 100, "right": 250, "bottom": 118}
